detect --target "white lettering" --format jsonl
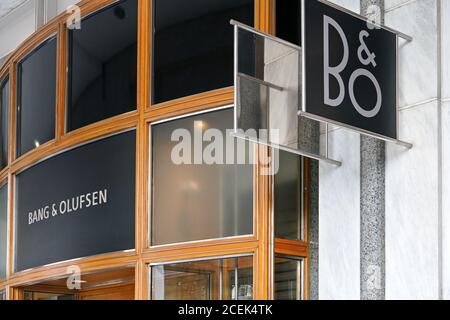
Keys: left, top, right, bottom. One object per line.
{"left": 323, "top": 15, "right": 349, "bottom": 107}
{"left": 27, "top": 188, "right": 109, "bottom": 225}
{"left": 349, "top": 69, "right": 382, "bottom": 118}
{"left": 99, "top": 189, "right": 107, "bottom": 204}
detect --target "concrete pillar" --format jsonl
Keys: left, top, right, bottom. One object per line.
{"left": 359, "top": 0, "right": 385, "bottom": 300}
{"left": 299, "top": 118, "right": 320, "bottom": 300}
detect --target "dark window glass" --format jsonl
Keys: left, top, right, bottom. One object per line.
{"left": 0, "top": 184, "right": 7, "bottom": 279}
{"left": 67, "top": 0, "right": 138, "bottom": 131}
{"left": 274, "top": 256, "right": 302, "bottom": 300}
{"left": 17, "top": 37, "right": 56, "bottom": 156}
{"left": 276, "top": 0, "right": 301, "bottom": 46}
{"left": 151, "top": 108, "right": 253, "bottom": 245}
{"left": 152, "top": 0, "right": 254, "bottom": 104}
{"left": 274, "top": 151, "right": 303, "bottom": 240}
{"left": 0, "top": 78, "right": 9, "bottom": 169}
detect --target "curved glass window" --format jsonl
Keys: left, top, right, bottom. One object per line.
{"left": 152, "top": 0, "right": 254, "bottom": 104}
{"left": 274, "top": 151, "right": 303, "bottom": 241}
{"left": 151, "top": 108, "right": 253, "bottom": 245}
{"left": 0, "top": 183, "right": 7, "bottom": 279}
{"left": 67, "top": 0, "right": 138, "bottom": 131}
{"left": 0, "top": 78, "right": 9, "bottom": 169}
{"left": 151, "top": 256, "right": 253, "bottom": 300}
{"left": 17, "top": 37, "right": 57, "bottom": 157}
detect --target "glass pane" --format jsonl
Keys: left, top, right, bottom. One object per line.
{"left": 151, "top": 256, "right": 253, "bottom": 300}
{"left": 151, "top": 108, "right": 253, "bottom": 246}
{"left": 67, "top": 0, "right": 137, "bottom": 131}
{"left": 0, "top": 290, "right": 5, "bottom": 300}
{"left": 274, "top": 151, "right": 303, "bottom": 240}
{"left": 17, "top": 37, "right": 57, "bottom": 156}
{"left": 0, "top": 184, "right": 7, "bottom": 279}
{"left": 23, "top": 292, "right": 75, "bottom": 300}
{"left": 274, "top": 256, "right": 302, "bottom": 300}
{"left": 276, "top": 0, "right": 301, "bottom": 46}
{"left": 236, "top": 27, "right": 306, "bottom": 153}
{"left": 227, "top": 255, "right": 253, "bottom": 300}
{"left": 152, "top": 0, "right": 254, "bottom": 104}
{"left": 0, "top": 78, "right": 9, "bottom": 169}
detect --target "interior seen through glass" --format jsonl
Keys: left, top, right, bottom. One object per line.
{"left": 22, "top": 267, "right": 135, "bottom": 300}
{"left": 274, "top": 256, "right": 302, "bottom": 300}
{"left": 151, "top": 256, "right": 253, "bottom": 300}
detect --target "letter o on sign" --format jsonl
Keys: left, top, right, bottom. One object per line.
{"left": 349, "top": 68, "right": 382, "bottom": 118}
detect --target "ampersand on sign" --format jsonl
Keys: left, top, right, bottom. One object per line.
{"left": 358, "top": 30, "right": 377, "bottom": 67}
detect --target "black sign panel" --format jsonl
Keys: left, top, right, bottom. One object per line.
{"left": 15, "top": 131, "right": 136, "bottom": 271}
{"left": 303, "top": 0, "right": 397, "bottom": 139}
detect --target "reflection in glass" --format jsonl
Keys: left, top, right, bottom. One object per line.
{"left": 23, "top": 292, "right": 75, "bottom": 300}
{"left": 274, "top": 256, "right": 302, "bottom": 300}
{"left": 17, "top": 37, "right": 57, "bottom": 156}
{"left": 0, "top": 78, "right": 9, "bottom": 169}
{"left": 151, "top": 108, "right": 253, "bottom": 246}
{"left": 235, "top": 27, "right": 314, "bottom": 154}
{"left": 151, "top": 256, "right": 253, "bottom": 300}
{"left": 0, "top": 290, "right": 5, "bottom": 300}
{"left": 152, "top": 0, "right": 254, "bottom": 104}
{"left": 0, "top": 184, "right": 7, "bottom": 279}
{"left": 67, "top": 0, "right": 137, "bottom": 131}
{"left": 274, "top": 151, "right": 303, "bottom": 240}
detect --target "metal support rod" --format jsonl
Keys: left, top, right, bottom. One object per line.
{"left": 316, "top": 0, "right": 413, "bottom": 42}
{"left": 298, "top": 110, "right": 413, "bottom": 149}
{"left": 232, "top": 132, "right": 342, "bottom": 167}
{"left": 230, "top": 20, "right": 302, "bottom": 51}
{"left": 238, "top": 73, "right": 284, "bottom": 91}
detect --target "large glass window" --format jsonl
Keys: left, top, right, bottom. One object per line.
{"left": 0, "top": 78, "right": 9, "bottom": 169}
{"left": 274, "top": 256, "right": 303, "bottom": 300}
{"left": 152, "top": 0, "right": 254, "bottom": 104}
{"left": 17, "top": 37, "right": 57, "bottom": 156}
{"left": 151, "top": 256, "right": 253, "bottom": 300}
{"left": 0, "top": 183, "right": 7, "bottom": 279}
{"left": 67, "top": 0, "right": 138, "bottom": 131}
{"left": 151, "top": 108, "right": 253, "bottom": 245}
{"left": 274, "top": 151, "right": 303, "bottom": 240}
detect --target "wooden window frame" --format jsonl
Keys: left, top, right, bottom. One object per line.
{"left": 0, "top": 0, "right": 310, "bottom": 301}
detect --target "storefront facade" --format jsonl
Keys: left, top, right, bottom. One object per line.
{"left": 0, "top": 0, "right": 448, "bottom": 300}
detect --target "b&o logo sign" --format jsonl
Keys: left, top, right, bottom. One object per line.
{"left": 302, "top": 0, "right": 397, "bottom": 139}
